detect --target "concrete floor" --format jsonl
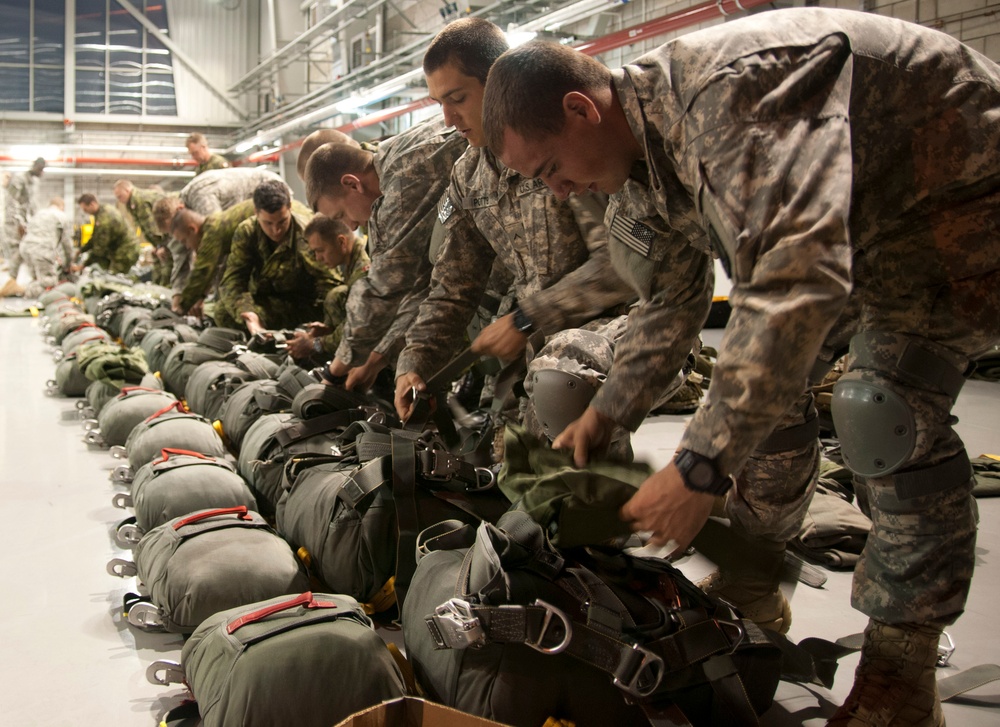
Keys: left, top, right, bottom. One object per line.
{"left": 0, "top": 314, "right": 997, "bottom": 726}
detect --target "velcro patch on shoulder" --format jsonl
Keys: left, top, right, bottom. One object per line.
{"left": 437, "top": 195, "right": 455, "bottom": 224}
{"left": 609, "top": 212, "right": 655, "bottom": 258}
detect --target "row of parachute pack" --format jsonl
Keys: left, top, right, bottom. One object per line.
{"left": 38, "top": 272, "right": 892, "bottom": 727}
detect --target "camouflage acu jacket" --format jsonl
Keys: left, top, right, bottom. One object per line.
{"left": 592, "top": 7, "right": 1000, "bottom": 476}
{"left": 195, "top": 153, "right": 230, "bottom": 176}
{"left": 126, "top": 188, "right": 168, "bottom": 248}
{"left": 219, "top": 203, "right": 339, "bottom": 330}
{"left": 86, "top": 204, "right": 140, "bottom": 275}
{"left": 396, "top": 146, "right": 632, "bottom": 379}
{"left": 177, "top": 199, "right": 256, "bottom": 313}
{"left": 335, "top": 118, "right": 467, "bottom": 367}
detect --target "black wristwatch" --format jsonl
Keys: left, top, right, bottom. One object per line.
{"left": 511, "top": 306, "right": 535, "bottom": 334}
{"left": 673, "top": 449, "right": 734, "bottom": 496}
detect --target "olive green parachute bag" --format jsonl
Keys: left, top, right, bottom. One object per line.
{"left": 112, "top": 448, "right": 257, "bottom": 549}
{"left": 146, "top": 591, "right": 408, "bottom": 727}
{"left": 107, "top": 505, "right": 310, "bottom": 634}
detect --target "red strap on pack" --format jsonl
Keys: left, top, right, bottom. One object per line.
{"left": 155, "top": 448, "right": 213, "bottom": 464}
{"left": 226, "top": 592, "right": 337, "bottom": 634}
{"left": 121, "top": 386, "right": 161, "bottom": 394}
{"left": 144, "top": 400, "right": 186, "bottom": 423}
{"left": 172, "top": 505, "right": 250, "bottom": 530}
{"left": 71, "top": 321, "right": 99, "bottom": 333}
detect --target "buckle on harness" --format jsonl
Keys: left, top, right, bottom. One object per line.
{"left": 421, "top": 449, "right": 461, "bottom": 481}
{"left": 613, "top": 643, "right": 665, "bottom": 698}
{"left": 937, "top": 631, "right": 956, "bottom": 667}
{"left": 716, "top": 619, "right": 747, "bottom": 653}
{"left": 427, "top": 598, "right": 485, "bottom": 649}
{"left": 525, "top": 599, "right": 572, "bottom": 655}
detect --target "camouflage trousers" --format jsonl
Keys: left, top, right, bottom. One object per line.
{"left": 20, "top": 246, "right": 62, "bottom": 298}
{"left": 2, "top": 223, "right": 23, "bottom": 274}
{"left": 726, "top": 197, "right": 1000, "bottom": 627}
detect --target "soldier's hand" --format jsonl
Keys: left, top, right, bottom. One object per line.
{"left": 472, "top": 314, "right": 528, "bottom": 362}
{"left": 394, "top": 372, "right": 426, "bottom": 421}
{"left": 286, "top": 331, "right": 316, "bottom": 361}
{"left": 552, "top": 406, "right": 615, "bottom": 468}
{"left": 345, "top": 351, "right": 386, "bottom": 392}
{"left": 241, "top": 311, "right": 264, "bottom": 336}
{"left": 155, "top": 246, "right": 170, "bottom": 262}
{"left": 620, "top": 463, "right": 715, "bottom": 556}
{"left": 305, "top": 321, "right": 331, "bottom": 336}
{"left": 329, "top": 357, "right": 350, "bottom": 377}
{"left": 188, "top": 299, "right": 204, "bottom": 318}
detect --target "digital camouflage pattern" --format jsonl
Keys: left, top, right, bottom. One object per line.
{"left": 335, "top": 118, "right": 467, "bottom": 367}
{"left": 195, "top": 153, "right": 230, "bottom": 176}
{"left": 177, "top": 199, "right": 256, "bottom": 314}
{"left": 85, "top": 204, "right": 140, "bottom": 276}
{"left": 3, "top": 170, "right": 40, "bottom": 269}
{"left": 395, "top": 146, "right": 633, "bottom": 379}
{"left": 20, "top": 204, "right": 73, "bottom": 298}
{"left": 319, "top": 235, "right": 370, "bottom": 355}
{"left": 219, "top": 202, "right": 339, "bottom": 331}
{"left": 180, "top": 167, "right": 282, "bottom": 216}
{"left": 590, "top": 7, "right": 1000, "bottom": 624}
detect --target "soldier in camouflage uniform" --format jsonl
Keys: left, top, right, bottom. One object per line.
{"left": 219, "top": 179, "right": 337, "bottom": 335}
{"left": 171, "top": 199, "right": 256, "bottom": 324}
{"left": 296, "top": 129, "right": 359, "bottom": 180}
{"left": 76, "top": 193, "right": 140, "bottom": 277}
{"left": 483, "top": 9, "right": 1000, "bottom": 724}
{"left": 304, "top": 117, "right": 467, "bottom": 391}
{"left": 2, "top": 158, "right": 45, "bottom": 278}
{"left": 186, "top": 132, "right": 230, "bottom": 176}
{"left": 113, "top": 180, "right": 178, "bottom": 288}
{"left": 393, "top": 19, "right": 635, "bottom": 441}
{"left": 179, "top": 167, "right": 283, "bottom": 216}
{"left": 286, "top": 214, "right": 370, "bottom": 363}
{"left": 16, "top": 197, "right": 73, "bottom": 298}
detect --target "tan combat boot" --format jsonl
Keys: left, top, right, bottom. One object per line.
{"left": 0, "top": 277, "right": 25, "bottom": 297}
{"left": 827, "top": 619, "right": 945, "bottom": 727}
{"left": 694, "top": 526, "right": 792, "bottom": 634}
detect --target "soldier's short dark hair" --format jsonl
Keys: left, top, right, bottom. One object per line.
{"left": 482, "top": 41, "right": 610, "bottom": 154}
{"left": 423, "top": 18, "right": 509, "bottom": 85}
{"left": 170, "top": 207, "right": 203, "bottom": 234}
{"left": 153, "top": 196, "right": 184, "bottom": 234}
{"left": 297, "top": 130, "right": 359, "bottom": 180}
{"left": 304, "top": 142, "right": 374, "bottom": 210}
{"left": 186, "top": 132, "right": 207, "bottom": 146}
{"left": 77, "top": 193, "right": 98, "bottom": 206}
{"left": 303, "top": 214, "right": 352, "bottom": 242}
{"left": 253, "top": 179, "right": 292, "bottom": 214}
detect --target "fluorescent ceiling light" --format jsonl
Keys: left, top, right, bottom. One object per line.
{"left": 9, "top": 144, "right": 61, "bottom": 162}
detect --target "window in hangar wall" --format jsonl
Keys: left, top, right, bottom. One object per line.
{"left": 0, "top": 0, "right": 178, "bottom": 115}
{"left": 75, "top": 0, "right": 177, "bottom": 116}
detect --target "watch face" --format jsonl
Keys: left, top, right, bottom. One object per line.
{"left": 690, "top": 461, "right": 714, "bottom": 488}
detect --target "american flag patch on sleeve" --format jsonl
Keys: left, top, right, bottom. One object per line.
{"left": 610, "top": 213, "right": 655, "bottom": 257}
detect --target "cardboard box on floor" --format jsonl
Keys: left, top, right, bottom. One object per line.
{"left": 334, "top": 697, "right": 513, "bottom": 727}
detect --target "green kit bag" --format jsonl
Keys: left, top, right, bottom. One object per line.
{"left": 108, "top": 505, "right": 309, "bottom": 633}
{"left": 89, "top": 386, "right": 178, "bottom": 448}
{"left": 112, "top": 448, "right": 256, "bottom": 548}
{"left": 147, "top": 591, "right": 407, "bottom": 727}
{"left": 117, "top": 401, "right": 226, "bottom": 483}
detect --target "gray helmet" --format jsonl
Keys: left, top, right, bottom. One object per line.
{"left": 530, "top": 368, "right": 597, "bottom": 441}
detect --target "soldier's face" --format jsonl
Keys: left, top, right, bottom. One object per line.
{"left": 257, "top": 205, "right": 293, "bottom": 243}
{"left": 307, "top": 232, "right": 349, "bottom": 268}
{"left": 187, "top": 142, "right": 210, "bottom": 163}
{"left": 426, "top": 63, "right": 486, "bottom": 147}
{"left": 314, "top": 190, "right": 374, "bottom": 231}
{"left": 113, "top": 187, "right": 129, "bottom": 205}
{"left": 498, "top": 99, "right": 632, "bottom": 199}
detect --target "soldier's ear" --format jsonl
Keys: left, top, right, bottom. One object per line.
{"left": 563, "top": 91, "right": 601, "bottom": 126}
{"left": 340, "top": 174, "right": 362, "bottom": 194}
